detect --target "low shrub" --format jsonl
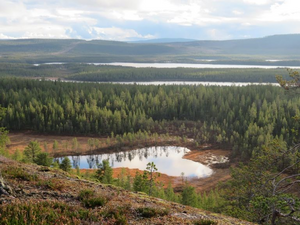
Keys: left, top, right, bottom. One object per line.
{"left": 193, "top": 218, "right": 218, "bottom": 225}
{"left": 2, "top": 167, "right": 38, "bottom": 181}
{"left": 102, "top": 205, "right": 131, "bottom": 225}
{"left": 78, "top": 189, "right": 108, "bottom": 208}
{"left": 37, "top": 178, "right": 66, "bottom": 191}
{"left": 78, "top": 189, "right": 94, "bottom": 200}
{"left": 136, "top": 207, "right": 169, "bottom": 218}
{"left": 82, "top": 196, "right": 107, "bottom": 208}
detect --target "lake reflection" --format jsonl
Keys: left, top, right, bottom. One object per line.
{"left": 69, "top": 146, "right": 213, "bottom": 178}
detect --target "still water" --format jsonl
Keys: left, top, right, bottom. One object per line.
{"left": 89, "top": 62, "right": 300, "bottom": 69}
{"left": 34, "top": 62, "right": 300, "bottom": 69}
{"left": 101, "top": 81, "right": 278, "bottom": 86}
{"left": 68, "top": 146, "right": 213, "bottom": 178}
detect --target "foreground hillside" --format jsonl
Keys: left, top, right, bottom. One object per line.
{"left": 0, "top": 156, "right": 253, "bottom": 225}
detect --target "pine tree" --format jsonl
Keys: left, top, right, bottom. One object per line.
{"left": 133, "top": 172, "right": 147, "bottom": 192}
{"left": 52, "top": 140, "right": 58, "bottom": 151}
{"left": 181, "top": 184, "right": 198, "bottom": 207}
{"left": 145, "top": 162, "right": 159, "bottom": 196}
{"left": 12, "top": 149, "right": 23, "bottom": 161}
{"left": 165, "top": 182, "right": 177, "bottom": 202}
{"left": 96, "top": 159, "right": 113, "bottom": 184}
{"left": 59, "top": 157, "right": 72, "bottom": 172}
{"left": 35, "top": 152, "right": 53, "bottom": 166}
{"left": 24, "top": 141, "right": 41, "bottom": 163}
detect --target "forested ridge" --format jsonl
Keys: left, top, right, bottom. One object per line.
{"left": 1, "top": 77, "right": 299, "bottom": 159}
{"left": 0, "top": 62, "right": 293, "bottom": 82}
{"left": 65, "top": 66, "right": 289, "bottom": 83}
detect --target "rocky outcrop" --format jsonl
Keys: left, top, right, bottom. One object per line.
{"left": 0, "top": 173, "right": 13, "bottom": 196}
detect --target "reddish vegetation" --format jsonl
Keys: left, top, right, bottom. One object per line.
{"left": 79, "top": 168, "right": 180, "bottom": 189}
{"left": 113, "top": 168, "right": 180, "bottom": 188}
{"left": 7, "top": 132, "right": 103, "bottom": 155}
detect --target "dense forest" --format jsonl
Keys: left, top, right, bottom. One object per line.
{"left": 65, "top": 65, "right": 290, "bottom": 83}
{"left": 0, "top": 62, "right": 292, "bottom": 83}
{"left": 1, "top": 77, "right": 299, "bottom": 159}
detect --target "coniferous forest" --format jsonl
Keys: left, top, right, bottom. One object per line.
{"left": 0, "top": 77, "right": 299, "bottom": 160}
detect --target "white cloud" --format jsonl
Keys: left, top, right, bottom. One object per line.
{"left": 232, "top": 10, "right": 244, "bottom": 15}
{"left": 109, "top": 10, "right": 143, "bottom": 21}
{"left": 0, "top": 33, "right": 14, "bottom": 39}
{"left": 243, "top": 0, "right": 273, "bottom": 5}
{"left": 258, "top": 0, "right": 300, "bottom": 22}
{"left": 69, "top": 0, "right": 141, "bottom": 10}
{"left": 206, "top": 29, "right": 232, "bottom": 40}
{"left": 94, "top": 27, "right": 155, "bottom": 41}
{"left": 22, "top": 26, "right": 70, "bottom": 39}
{"left": 0, "top": 0, "right": 27, "bottom": 17}
{"left": 0, "top": 0, "right": 299, "bottom": 40}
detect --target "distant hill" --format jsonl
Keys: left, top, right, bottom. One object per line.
{"left": 0, "top": 34, "right": 300, "bottom": 63}
{"left": 129, "top": 38, "right": 197, "bottom": 43}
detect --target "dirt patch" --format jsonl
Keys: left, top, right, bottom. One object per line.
{"left": 183, "top": 149, "right": 230, "bottom": 165}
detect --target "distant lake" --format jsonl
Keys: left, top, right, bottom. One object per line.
{"left": 66, "top": 146, "right": 213, "bottom": 178}
{"left": 100, "top": 81, "right": 279, "bottom": 86}
{"left": 43, "top": 76, "right": 279, "bottom": 86}
{"left": 45, "top": 78, "right": 279, "bottom": 86}
{"left": 34, "top": 62, "right": 300, "bottom": 69}
{"left": 89, "top": 62, "right": 300, "bottom": 69}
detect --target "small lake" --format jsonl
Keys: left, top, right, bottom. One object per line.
{"left": 67, "top": 146, "right": 213, "bottom": 178}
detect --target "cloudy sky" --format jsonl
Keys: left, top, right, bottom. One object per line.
{"left": 1, "top": 0, "right": 300, "bottom": 41}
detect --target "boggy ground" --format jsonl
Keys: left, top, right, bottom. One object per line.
{"left": 7, "top": 132, "right": 232, "bottom": 193}
{"left": 0, "top": 156, "right": 254, "bottom": 225}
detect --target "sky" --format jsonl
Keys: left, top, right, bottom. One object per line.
{"left": 0, "top": 0, "right": 300, "bottom": 41}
